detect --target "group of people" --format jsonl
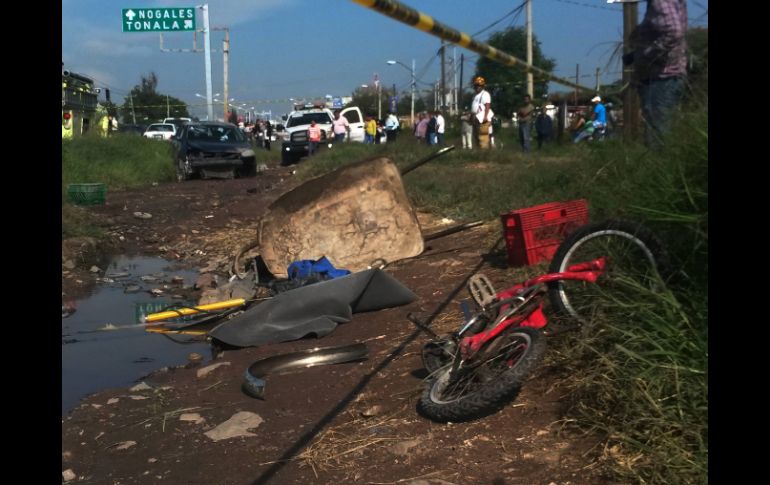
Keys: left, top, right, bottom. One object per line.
{"left": 363, "top": 112, "right": 401, "bottom": 145}
{"left": 461, "top": 0, "right": 687, "bottom": 151}
{"left": 413, "top": 111, "right": 446, "bottom": 145}
{"left": 246, "top": 119, "right": 274, "bottom": 150}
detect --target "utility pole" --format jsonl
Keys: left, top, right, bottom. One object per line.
{"left": 201, "top": 4, "right": 213, "bottom": 121}
{"left": 574, "top": 64, "right": 579, "bottom": 105}
{"left": 459, "top": 53, "right": 465, "bottom": 108}
{"left": 623, "top": 0, "right": 641, "bottom": 139}
{"left": 222, "top": 28, "right": 229, "bottom": 120}
{"left": 440, "top": 40, "right": 446, "bottom": 111}
{"left": 447, "top": 47, "right": 457, "bottom": 114}
{"left": 526, "top": 0, "right": 533, "bottom": 97}
{"left": 166, "top": 94, "right": 170, "bottom": 118}
{"left": 595, "top": 67, "right": 601, "bottom": 92}
{"left": 410, "top": 59, "right": 415, "bottom": 126}
{"left": 129, "top": 94, "right": 137, "bottom": 124}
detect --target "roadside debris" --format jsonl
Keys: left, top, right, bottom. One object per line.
{"left": 109, "top": 440, "right": 137, "bottom": 451}
{"left": 204, "top": 411, "right": 264, "bottom": 442}
{"left": 133, "top": 212, "right": 152, "bottom": 220}
{"left": 209, "top": 269, "right": 416, "bottom": 348}
{"left": 242, "top": 343, "right": 368, "bottom": 399}
{"left": 196, "top": 361, "right": 230, "bottom": 379}
{"left": 179, "top": 413, "right": 205, "bottom": 424}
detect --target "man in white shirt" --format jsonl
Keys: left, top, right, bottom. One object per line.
{"left": 435, "top": 111, "right": 446, "bottom": 145}
{"left": 471, "top": 76, "right": 493, "bottom": 149}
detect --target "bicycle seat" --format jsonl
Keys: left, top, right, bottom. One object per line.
{"left": 468, "top": 274, "right": 497, "bottom": 308}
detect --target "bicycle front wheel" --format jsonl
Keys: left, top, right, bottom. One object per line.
{"left": 417, "top": 326, "right": 546, "bottom": 423}
{"left": 547, "top": 219, "right": 670, "bottom": 325}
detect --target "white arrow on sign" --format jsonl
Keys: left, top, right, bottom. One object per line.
{"left": 125, "top": 9, "right": 136, "bottom": 21}
{"left": 184, "top": 19, "right": 193, "bottom": 29}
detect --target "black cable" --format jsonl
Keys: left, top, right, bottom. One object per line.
{"left": 472, "top": 1, "right": 527, "bottom": 37}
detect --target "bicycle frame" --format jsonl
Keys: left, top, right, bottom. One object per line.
{"left": 456, "top": 257, "right": 606, "bottom": 361}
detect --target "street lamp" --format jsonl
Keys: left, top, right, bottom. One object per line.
{"left": 387, "top": 59, "right": 415, "bottom": 126}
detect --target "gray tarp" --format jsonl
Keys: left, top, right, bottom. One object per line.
{"left": 208, "top": 269, "right": 417, "bottom": 348}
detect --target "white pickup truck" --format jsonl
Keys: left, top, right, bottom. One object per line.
{"left": 280, "top": 106, "right": 364, "bottom": 166}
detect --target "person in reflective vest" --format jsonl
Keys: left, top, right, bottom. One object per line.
{"left": 100, "top": 115, "right": 110, "bottom": 137}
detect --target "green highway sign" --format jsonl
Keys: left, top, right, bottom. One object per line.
{"left": 122, "top": 7, "right": 196, "bottom": 33}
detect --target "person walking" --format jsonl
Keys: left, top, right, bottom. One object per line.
{"left": 332, "top": 110, "right": 350, "bottom": 143}
{"left": 264, "top": 120, "right": 273, "bottom": 151}
{"left": 624, "top": 0, "right": 688, "bottom": 147}
{"left": 460, "top": 111, "right": 473, "bottom": 149}
{"left": 471, "top": 76, "right": 493, "bottom": 149}
{"left": 425, "top": 112, "right": 437, "bottom": 146}
{"left": 364, "top": 115, "right": 377, "bottom": 144}
{"left": 517, "top": 94, "right": 534, "bottom": 153}
{"left": 534, "top": 108, "right": 553, "bottom": 149}
{"left": 307, "top": 120, "right": 321, "bottom": 156}
{"left": 385, "top": 112, "right": 400, "bottom": 142}
{"left": 435, "top": 111, "right": 445, "bottom": 145}
{"left": 415, "top": 112, "right": 428, "bottom": 143}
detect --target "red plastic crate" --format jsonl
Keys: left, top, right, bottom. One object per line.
{"left": 500, "top": 199, "right": 589, "bottom": 267}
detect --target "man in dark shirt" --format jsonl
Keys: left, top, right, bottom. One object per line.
{"left": 534, "top": 109, "right": 553, "bottom": 150}
{"left": 517, "top": 95, "right": 534, "bottom": 153}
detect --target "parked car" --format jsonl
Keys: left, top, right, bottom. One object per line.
{"left": 172, "top": 121, "right": 257, "bottom": 181}
{"left": 143, "top": 123, "right": 178, "bottom": 141}
{"left": 161, "top": 117, "right": 191, "bottom": 135}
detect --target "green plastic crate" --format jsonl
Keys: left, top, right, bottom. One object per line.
{"left": 67, "top": 183, "right": 106, "bottom": 205}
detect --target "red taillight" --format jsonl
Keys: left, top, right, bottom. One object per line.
{"left": 63, "top": 112, "right": 72, "bottom": 120}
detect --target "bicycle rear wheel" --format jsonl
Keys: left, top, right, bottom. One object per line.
{"left": 547, "top": 219, "right": 670, "bottom": 325}
{"left": 417, "top": 326, "right": 546, "bottom": 423}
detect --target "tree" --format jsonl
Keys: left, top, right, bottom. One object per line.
{"left": 350, "top": 85, "right": 396, "bottom": 119}
{"left": 473, "top": 27, "right": 556, "bottom": 118}
{"left": 119, "top": 72, "right": 189, "bottom": 123}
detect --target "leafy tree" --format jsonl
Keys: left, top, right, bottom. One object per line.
{"left": 474, "top": 27, "right": 556, "bottom": 118}
{"left": 350, "top": 85, "right": 396, "bottom": 119}
{"left": 396, "top": 93, "right": 426, "bottom": 119}
{"left": 119, "top": 72, "right": 189, "bottom": 123}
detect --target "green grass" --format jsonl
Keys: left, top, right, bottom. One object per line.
{"left": 62, "top": 134, "right": 176, "bottom": 193}
{"left": 62, "top": 134, "right": 176, "bottom": 237}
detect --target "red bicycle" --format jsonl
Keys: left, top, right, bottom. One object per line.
{"left": 417, "top": 219, "right": 669, "bottom": 422}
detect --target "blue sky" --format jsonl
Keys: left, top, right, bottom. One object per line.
{"left": 62, "top": 0, "right": 708, "bottom": 120}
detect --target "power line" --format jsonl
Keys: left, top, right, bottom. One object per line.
{"left": 472, "top": 1, "right": 527, "bottom": 37}
{"left": 547, "top": 0, "right": 621, "bottom": 12}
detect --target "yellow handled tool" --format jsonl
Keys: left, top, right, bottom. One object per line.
{"left": 143, "top": 298, "right": 246, "bottom": 323}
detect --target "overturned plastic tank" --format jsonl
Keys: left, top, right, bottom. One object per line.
{"left": 234, "top": 147, "right": 455, "bottom": 278}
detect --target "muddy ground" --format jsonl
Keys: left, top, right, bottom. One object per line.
{"left": 61, "top": 162, "right": 617, "bottom": 484}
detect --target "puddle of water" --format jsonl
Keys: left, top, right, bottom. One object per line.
{"left": 61, "top": 255, "right": 212, "bottom": 415}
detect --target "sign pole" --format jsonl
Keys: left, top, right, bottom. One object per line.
{"left": 200, "top": 4, "right": 214, "bottom": 121}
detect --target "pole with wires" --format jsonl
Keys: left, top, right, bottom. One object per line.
{"left": 350, "top": 0, "right": 595, "bottom": 93}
